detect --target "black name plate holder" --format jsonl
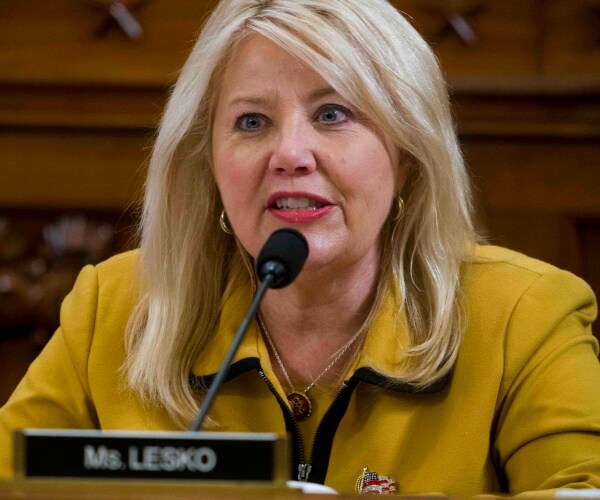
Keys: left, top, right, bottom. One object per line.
{"left": 14, "top": 429, "right": 289, "bottom": 485}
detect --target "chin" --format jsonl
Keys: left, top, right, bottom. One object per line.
{"left": 300, "top": 250, "right": 344, "bottom": 274}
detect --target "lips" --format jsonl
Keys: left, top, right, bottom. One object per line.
{"left": 267, "top": 193, "right": 332, "bottom": 211}
{"left": 266, "top": 192, "right": 334, "bottom": 223}
{"left": 274, "top": 196, "right": 323, "bottom": 210}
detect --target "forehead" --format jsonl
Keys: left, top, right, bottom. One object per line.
{"left": 218, "top": 34, "right": 332, "bottom": 102}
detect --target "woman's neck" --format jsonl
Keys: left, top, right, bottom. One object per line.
{"left": 257, "top": 256, "right": 379, "bottom": 388}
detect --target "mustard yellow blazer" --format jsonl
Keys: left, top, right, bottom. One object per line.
{"left": 1, "top": 246, "right": 599, "bottom": 494}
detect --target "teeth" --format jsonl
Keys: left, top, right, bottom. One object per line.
{"left": 275, "top": 197, "right": 322, "bottom": 210}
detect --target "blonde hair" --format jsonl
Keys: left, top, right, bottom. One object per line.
{"left": 125, "top": 0, "right": 477, "bottom": 427}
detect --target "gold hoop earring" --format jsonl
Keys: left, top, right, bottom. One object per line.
{"left": 219, "top": 210, "right": 234, "bottom": 234}
{"left": 392, "top": 195, "right": 405, "bottom": 222}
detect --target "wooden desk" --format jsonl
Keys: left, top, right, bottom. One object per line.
{"left": 0, "top": 478, "right": 305, "bottom": 499}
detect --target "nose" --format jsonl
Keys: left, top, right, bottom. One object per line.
{"left": 267, "top": 119, "right": 317, "bottom": 176}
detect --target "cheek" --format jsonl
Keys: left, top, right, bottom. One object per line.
{"left": 212, "top": 123, "right": 251, "bottom": 196}
{"left": 212, "top": 146, "right": 252, "bottom": 208}
{"left": 216, "top": 160, "right": 247, "bottom": 188}
{"left": 213, "top": 132, "right": 268, "bottom": 191}
{"left": 212, "top": 138, "right": 235, "bottom": 184}
{"left": 335, "top": 139, "right": 399, "bottom": 214}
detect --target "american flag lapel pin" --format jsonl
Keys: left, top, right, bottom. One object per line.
{"left": 355, "top": 466, "right": 398, "bottom": 495}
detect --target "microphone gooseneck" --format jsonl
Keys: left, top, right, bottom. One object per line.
{"left": 190, "top": 228, "right": 309, "bottom": 432}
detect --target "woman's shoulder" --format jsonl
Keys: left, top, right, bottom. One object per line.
{"left": 472, "top": 244, "right": 564, "bottom": 276}
{"left": 463, "top": 244, "right": 597, "bottom": 342}
{"left": 467, "top": 244, "right": 594, "bottom": 300}
{"left": 91, "top": 249, "right": 140, "bottom": 312}
{"left": 61, "top": 250, "right": 140, "bottom": 325}
{"left": 95, "top": 249, "right": 139, "bottom": 279}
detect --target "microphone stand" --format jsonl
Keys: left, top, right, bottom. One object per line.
{"left": 190, "top": 273, "right": 274, "bottom": 432}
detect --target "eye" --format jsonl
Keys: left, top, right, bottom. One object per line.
{"left": 235, "top": 113, "right": 267, "bottom": 131}
{"left": 316, "top": 104, "right": 351, "bottom": 124}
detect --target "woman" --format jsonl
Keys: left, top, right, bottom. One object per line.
{"left": 1, "top": 0, "right": 599, "bottom": 494}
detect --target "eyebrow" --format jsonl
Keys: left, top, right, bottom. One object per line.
{"left": 227, "top": 86, "right": 340, "bottom": 107}
{"left": 228, "top": 96, "right": 269, "bottom": 107}
{"left": 308, "top": 86, "right": 338, "bottom": 100}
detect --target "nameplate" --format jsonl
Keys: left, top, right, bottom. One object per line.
{"left": 14, "top": 429, "right": 289, "bottom": 484}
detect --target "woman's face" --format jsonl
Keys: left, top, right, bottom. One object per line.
{"left": 212, "top": 34, "right": 407, "bottom": 276}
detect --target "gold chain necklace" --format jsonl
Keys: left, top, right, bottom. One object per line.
{"left": 256, "top": 312, "right": 363, "bottom": 422}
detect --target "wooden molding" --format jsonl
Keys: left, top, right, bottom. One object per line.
{"left": 0, "top": 83, "right": 164, "bottom": 130}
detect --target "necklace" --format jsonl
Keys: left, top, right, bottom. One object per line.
{"left": 256, "top": 312, "right": 363, "bottom": 422}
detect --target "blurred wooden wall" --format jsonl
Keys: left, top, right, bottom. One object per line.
{"left": 0, "top": 0, "right": 599, "bottom": 404}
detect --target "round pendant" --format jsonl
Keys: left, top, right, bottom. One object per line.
{"left": 287, "top": 392, "right": 312, "bottom": 421}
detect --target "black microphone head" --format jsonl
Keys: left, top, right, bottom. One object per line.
{"left": 256, "top": 228, "right": 309, "bottom": 289}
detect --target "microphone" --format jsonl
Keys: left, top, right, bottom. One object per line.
{"left": 190, "top": 228, "right": 309, "bottom": 431}
{"left": 256, "top": 228, "right": 309, "bottom": 288}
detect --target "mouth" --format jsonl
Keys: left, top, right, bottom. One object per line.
{"left": 267, "top": 193, "right": 333, "bottom": 223}
{"left": 267, "top": 192, "right": 332, "bottom": 211}
{"left": 272, "top": 196, "right": 324, "bottom": 210}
